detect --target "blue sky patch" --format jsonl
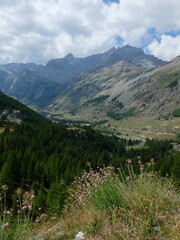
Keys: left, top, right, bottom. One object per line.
{"left": 103, "top": 0, "right": 120, "bottom": 4}
{"left": 116, "top": 36, "right": 123, "bottom": 46}
{"left": 141, "top": 28, "right": 161, "bottom": 50}
{"left": 165, "top": 30, "right": 180, "bottom": 37}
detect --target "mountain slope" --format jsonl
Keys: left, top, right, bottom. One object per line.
{"left": 47, "top": 56, "right": 180, "bottom": 120}
{"left": 0, "top": 66, "right": 65, "bottom": 107}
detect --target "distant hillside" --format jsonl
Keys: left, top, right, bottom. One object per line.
{"left": 48, "top": 56, "right": 179, "bottom": 120}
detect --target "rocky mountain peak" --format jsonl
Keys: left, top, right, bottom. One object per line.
{"left": 64, "top": 53, "right": 74, "bottom": 60}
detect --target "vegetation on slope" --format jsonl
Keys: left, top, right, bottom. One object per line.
{"left": 173, "top": 108, "right": 180, "bottom": 117}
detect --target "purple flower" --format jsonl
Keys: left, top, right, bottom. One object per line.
{"left": 126, "top": 176, "right": 130, "bottom": 181}
{"left": 22, "top": 205, "right": 28, "bottom": 210}
{"left": 3, "top": 222, "right": 8, "bottom": 229}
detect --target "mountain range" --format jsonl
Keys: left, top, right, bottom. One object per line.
{"left": 0, "top": 45, "right": 179, "bottom": 126}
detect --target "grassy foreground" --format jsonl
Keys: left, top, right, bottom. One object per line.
{"left": 1, "top": 161, "right": 180, "bottom": 239}
{"left": 59, "top": 163, "right": 180, "bottom": 239}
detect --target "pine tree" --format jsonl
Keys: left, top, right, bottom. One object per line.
{"left": 35, "top": 183, "right": 46, "bottom": 210}
{"left": 46, "top": 180, "right": 61, "bottom": 214}
{"left": 0, "top": 161, "right": 13, "bottom": 192}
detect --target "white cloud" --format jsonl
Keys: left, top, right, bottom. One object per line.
{"left": 0, "top": 0, "right": 180, "bottom": 64}
{"left": 147, "top": 34, "right": 180, "bottom": 61}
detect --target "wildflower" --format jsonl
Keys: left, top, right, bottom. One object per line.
{"left": 127, "top": 159, "right": 132, "bottom": 164}
{"left": 23, "top": 200, "right": 27, "bottom": 205}
{"left": 2, "top": 185, "right": 8, "bottom": 192}
{"left": 138, "top": 160, "right": 141, "bottom": 165}
{"left": 3, "top": 222, "right": 8, "bottom": 229}
{"left": 137, "top": 156, "right": 141, "bottom": 159}
{"left": 79, "top": 196, "right": 83, "bottom": 201}
{"left": 35, "top": 219, "right": 40, "bottom": 223}
{"left": 38, "top": 207, "right": 41, "bottom": 211}
{"left": 75, "top": 231, "right": 84, "bottom": 240}
{"left": 16, "top": 188, "right": 22, "bottom": 195}
{"left": 30, "top": 194, "right": 35, "bottom": 200}
{"left": 6, "top": 210, "right": 11, "bottom": 215}
{"left": 17, "top": 210, "right": 20, "bottom": 214}
{"left": 126, "top": 176, "right": 130, "bottom": 181}
{"left": 28, "top": 205, "right": 32, "bottom": 211}
{"left": 22, "top": 205, "right": 27, "bottom": 210}
{"left": 140, "top": 165, "right": 144, "bottom": 171}
{"left": 150, "top": 158, "right": 154, "bottom": 164}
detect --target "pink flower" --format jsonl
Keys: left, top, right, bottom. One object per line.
{"left": 28, "top": 205, "right": 32, "bottom": 211}
{"left": 6, "top": 210, "right": 11, "bottom": 215}
{"left": 22, "top": 205, "right": 27, "bottom": 210}
{"left": 38, "top": 207, "right": 41, "bottom": 211}
{"left": 126, "top": 176, "right": 130, "bottom": 181}
{"left": 127, "top": 159, "right": 132, "bottom": 164}
{"left": 3, "top": 222, "right": 8, "bottom": 229}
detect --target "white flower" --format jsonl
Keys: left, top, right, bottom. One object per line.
{"left": 75, "top": 231, "right": 84, "bottom": 240}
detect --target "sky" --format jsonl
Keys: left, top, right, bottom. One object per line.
{"left": 0, "top": 0, "right": 180, "bottom": 64}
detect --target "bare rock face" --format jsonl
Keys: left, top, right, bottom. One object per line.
{"left": 0, "top": 109, "right": 21, "bottom": 124}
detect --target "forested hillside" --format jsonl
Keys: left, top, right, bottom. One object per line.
{"left": 0, "top": 92, "right": 179, "bottom": 215}
{"left": 0, "top": 91, "right": 49, "bottom": 124}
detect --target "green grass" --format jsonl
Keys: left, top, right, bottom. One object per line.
{"left": 107, "top": 107, "right": 137, "bottom": 120}
{"left": 87, "top": 95, "right": 109, "bottom": 105}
